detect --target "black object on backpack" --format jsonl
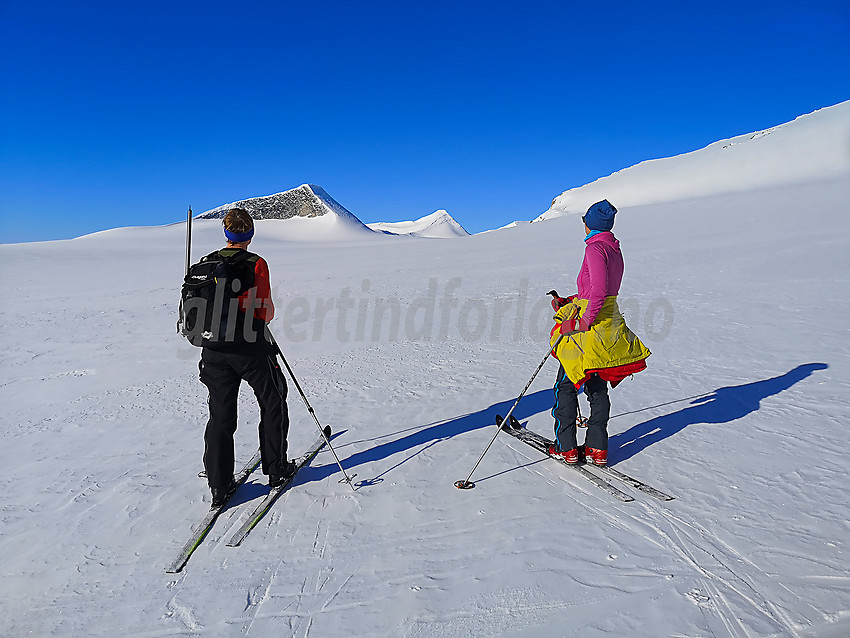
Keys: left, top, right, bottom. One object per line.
{"left": 178, "top": 249, "right": 262, "bottom": 347}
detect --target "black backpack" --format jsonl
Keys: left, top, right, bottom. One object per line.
{"left": 178, "top": 249, "right": 262, "bottom": 347}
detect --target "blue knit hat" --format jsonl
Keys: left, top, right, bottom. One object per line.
{"left": 582, "top": 200, "right": 617, "bottom": 231}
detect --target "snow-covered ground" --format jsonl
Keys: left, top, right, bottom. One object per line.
{"left": 2, "top": 103, "right": 849, "bottom": 637}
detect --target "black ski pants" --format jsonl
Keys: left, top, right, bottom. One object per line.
{"left": 552, "top": 365, "right": 610, "bottom": 452}
{"left": 199, "top": 349, "right": 290, "bottom": 490}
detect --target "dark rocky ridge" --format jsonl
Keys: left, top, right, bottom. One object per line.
{"left": 198, "top": 184, "right": 359, "bottom": 222}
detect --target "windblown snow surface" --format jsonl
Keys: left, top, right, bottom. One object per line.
{"left": 2, "top": 102, "right": 849, "bottom": 637}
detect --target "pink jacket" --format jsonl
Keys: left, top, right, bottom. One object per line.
{"left": 576, "top": 232, "right": 624, "bottom": 328}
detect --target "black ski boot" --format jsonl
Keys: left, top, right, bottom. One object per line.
{"left": 269, "top": 460, "right": 297, "bottom": 488}
{"left": 210, "top": 480, "right": 237, "bottom": 508}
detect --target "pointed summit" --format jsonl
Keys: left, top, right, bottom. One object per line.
{"left": 198, "top": 184, "right": 371, "bottom": 230}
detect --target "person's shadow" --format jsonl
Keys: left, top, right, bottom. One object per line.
{"left": 293, "top": 362, "right": 828, "bottom": 485}
{"left": 609, "top": 363, "right": 828, "bottom": 464}
{"left": 301, "top": 388, "right": 555, "bottom": 486}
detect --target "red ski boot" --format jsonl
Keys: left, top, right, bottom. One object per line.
{"left": 548, "top": 445, "right": 579, "bottom": 464}
{"left": 584, "top": 446, "right": 608, "bottom": 466}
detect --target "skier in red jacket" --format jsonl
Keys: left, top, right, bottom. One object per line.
{"left": 198, "top": 208, "right": 294, "bottom": 506}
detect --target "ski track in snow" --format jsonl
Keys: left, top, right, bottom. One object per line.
{"left": 502, "top": 431, "right": 819, "bottom": 638}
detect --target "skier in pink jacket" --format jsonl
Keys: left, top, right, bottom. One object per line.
{"left": 549, "top": 200, "right": 650, "bottom": 466}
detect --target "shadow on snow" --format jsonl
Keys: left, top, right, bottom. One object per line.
{"left": 301, "top": 388, "right": 555, "bottom": 487}
{"left": 609, "top": 362, "right": 828, "bottom": 464}
{"left": 289, "top": 362, "right": 828, "bottom": 486}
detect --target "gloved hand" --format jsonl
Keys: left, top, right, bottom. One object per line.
{"left": 559, "top": 322, "right": 579, "bottom": 336}
{"left": 553, "top": 301, "right": 580, "bottom": 324}
{"left": 550, "top": 294, "right": 576, "bottom": 311}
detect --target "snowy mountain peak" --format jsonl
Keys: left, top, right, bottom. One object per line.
{"left": 367, "top": 210, "right": 470, "bottom": 238}
{"left": 197, "top": 186, "right": 469, "bottom": 240}
{"left": 198, "top": 184, "right": 368, "bottom": 227}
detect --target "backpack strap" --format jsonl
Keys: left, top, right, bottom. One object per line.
{"left": 209, "top": 249, "right": 261, "bottom": 295}
{"left": 213, "top": 248, "right": 260, "bottom": 266}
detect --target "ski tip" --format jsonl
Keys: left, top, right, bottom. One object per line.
{"left": 454, "top": 480, "right": 475, "bottom": 490}
{"left": 497, "top": 414, "right": 522, "bottom": 430}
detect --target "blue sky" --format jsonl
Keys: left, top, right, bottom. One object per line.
{"left": 1, "top": 0, "right": 848, "bottom": 242}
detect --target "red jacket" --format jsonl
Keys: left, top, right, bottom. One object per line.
{"left": 240, "top": 256, "right": 275, "bottom": 323}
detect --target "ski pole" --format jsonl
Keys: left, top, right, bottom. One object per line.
{"left": 454, "top": 334, "right": 564, "bottom": 490}
{"left": 576, "top": 401, "right": 588, "bottom": 428}
{"left": 178, "top": 206, "right": 194, "bottom": 335}
{"left": 184, "top": 205, "right": 193, "bottom": 277}
{"left": 270, "top": 337, "right": 357, "bottom": 490}
{"left": 549, "top": 290, "right": 587, "bottom": 425}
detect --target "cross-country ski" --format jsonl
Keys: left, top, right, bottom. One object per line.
{"left": 502, "top": 414, "right": 674, "bottom": 501}
{"left": 166, "top": 451, "right": 262, "bottom": 574}
{"left": 495, "top": 415, "right": 634, "bottom": 502}
{"left": 227, "top": 426, "right": 332, "bottom": 547}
